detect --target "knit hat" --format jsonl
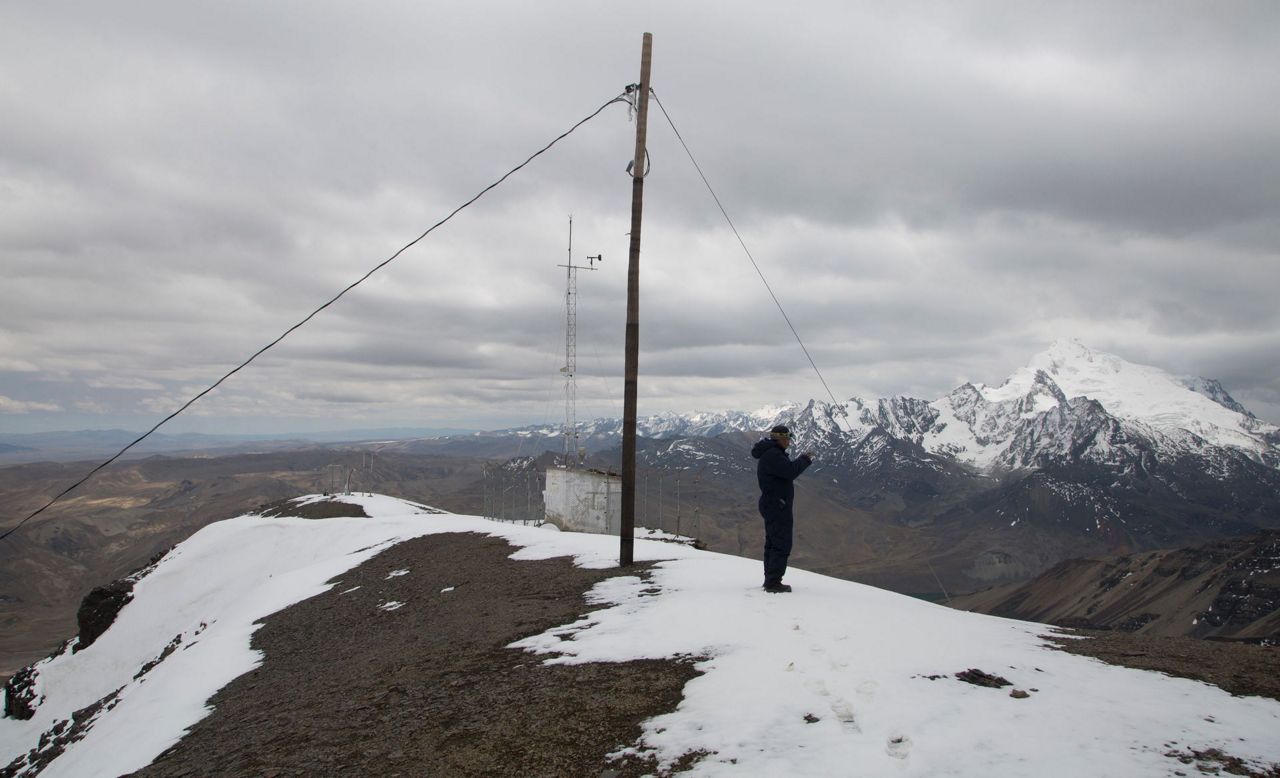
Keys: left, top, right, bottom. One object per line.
{"left": 769, "top": 424, "right": 790, "bottom": 441}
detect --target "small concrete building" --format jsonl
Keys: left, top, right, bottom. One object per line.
{"left": 542, "top": 467, "right": 621, "bottom": 535}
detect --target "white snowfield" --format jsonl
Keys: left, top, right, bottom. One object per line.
{"left": 929, "top": 339, "right": 1278, "bottom": 468}
{"left": 3, "top": 495, "right": 1279, "bottom": 777}
{"left": 1024, "top": 339, "right": 1274, "bottom": 451}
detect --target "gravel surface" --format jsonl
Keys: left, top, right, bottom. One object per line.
{"left": 255, "top": 498, "right": 371, "bottom": 520}
{"left": 128, "top": 533, "right": 700, "bottom": 777}
{"left": 1045, "top": 629, "right": 1280, "bottom": 701}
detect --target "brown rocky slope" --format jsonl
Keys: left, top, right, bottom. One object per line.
{"left": 951, "top": 531, "right": 1280, "bottom": 640}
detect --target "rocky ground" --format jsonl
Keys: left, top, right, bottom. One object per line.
{"left": 0, "top": 451, "right": 491, "bottom": 679}
{"left": 114, "top": 530, "right": 1280, "bottom": 777}
{"left": 1045, "top": 630, "right": 1280, "bottom": 701}
{"left": 127, "top": 531, "right": 701, "bottom": 777}
{"left": 9, "top": 496, "right": 1279, "bottom": 775}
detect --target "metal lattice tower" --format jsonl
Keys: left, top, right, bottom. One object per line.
{"left": 564, "top": 246, "right": 577, "bottom": 464}
{"left": 558, "top": 216, "right": 600, "bottom": 467}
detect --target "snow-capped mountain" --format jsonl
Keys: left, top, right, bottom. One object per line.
{"left": 375, "top": 342, "right": 1279, "bottom": 593}
{"left": 504, "top": 405, "right": 806, "bottom": 443}
{"left": 617, "top": 340, "right": 1280, "bottom": 476}
{"left": 458, "top": 339, "right": 1278, "bottom": 477}
{"left": 797, "top": 339, "right": 1277, "bottom": 475}
{"left": 4, "top": 495, "right": 1279, "bottom": 776}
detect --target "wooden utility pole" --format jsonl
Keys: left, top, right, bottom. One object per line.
{"left": 620, "top": 32, "right": 652, "bottom": 566}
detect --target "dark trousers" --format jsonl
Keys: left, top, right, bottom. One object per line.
{"left": 759, "top": 498, "right": 793, "bottom": 585}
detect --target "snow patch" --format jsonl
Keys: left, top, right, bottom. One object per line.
{"left": 3, "top": 494, "right": 1278, "bottom": 778}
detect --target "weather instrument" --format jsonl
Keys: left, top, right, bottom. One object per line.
{"left": 558, "top": 215, "right": 601, "bottom": 468}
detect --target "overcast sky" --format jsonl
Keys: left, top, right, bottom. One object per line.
{"left": 2, "top": 1, "right": 1278, "bottom": 435}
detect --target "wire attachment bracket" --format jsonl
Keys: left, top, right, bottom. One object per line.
{"left": 624, "top": 83, "right": 641, "bottom": 121}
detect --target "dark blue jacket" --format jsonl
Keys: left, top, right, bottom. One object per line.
{"left": 751, "top": 438, "right": 812, "bottom": 514}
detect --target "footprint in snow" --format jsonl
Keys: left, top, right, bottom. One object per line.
{"left": 857, "top": 680, "right": 878, "bottom": 701}
{"left": 805, "top": 678, "right": 830, "bottom": 697}
{"left": 886, "top": 732, "right": 912, "bottom": 759}
{"left": 830, "top": 700, "right": 860, "bottom": 733}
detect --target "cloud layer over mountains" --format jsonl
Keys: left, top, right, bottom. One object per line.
{"left": 2, "top": 1, "right": 1278, "bottom": 433}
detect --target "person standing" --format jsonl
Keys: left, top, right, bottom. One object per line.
{"left": 750, "top": 424, "right": 813, "bottom": 593}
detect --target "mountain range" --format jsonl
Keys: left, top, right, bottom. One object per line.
{"left": 0, "top": 428, "right": 476, "bottom": 465}
{"left": 2, "top": 344, "right": 1278, "bottom": 775}
{"left": 384, "top": 340, "right": 1280, "bottom": 593}
{"left": 469, "top": 338, "right": 1279, "bottom": 472}
{"left": 3, "top": 340, "right": 1276, "bottom": 680}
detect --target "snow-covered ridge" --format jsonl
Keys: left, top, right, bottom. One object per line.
{"left": 496, "top": 340, "right": 1278, "bottom": 473}
{"left": 3, "top": 495, "right": 1279, "bottom": 776}
{"left": 912, "top": 340, "right": 1274, "bottom": 469}
{"left": 494, "top": 403, "right": 805, "bottom": 442}
{"left": 1026, "top": 339, "right": 1272, "bottom": 451}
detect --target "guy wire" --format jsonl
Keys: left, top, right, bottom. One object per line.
{"left": 650, "top": 91, "right": 846, "bottom": 416}
{"left": 1, "top": 91, "right": 631, "bottom": 543}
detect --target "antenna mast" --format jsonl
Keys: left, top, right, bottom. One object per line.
{"left": 558, "top": 215, "right": 600, "bottom": 468}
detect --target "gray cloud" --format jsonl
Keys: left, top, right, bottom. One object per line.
{"left": 2, "top": 1, "right": 1278, "bottom": 435}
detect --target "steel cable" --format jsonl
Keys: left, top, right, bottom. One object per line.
{"left": 2, "top": 92, "right": 631, "bottom": 542}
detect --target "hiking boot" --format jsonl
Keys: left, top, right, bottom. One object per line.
{"left": 763, "top": 582, "right": 792, "bottom": 593}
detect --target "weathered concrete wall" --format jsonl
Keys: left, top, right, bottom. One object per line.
{"left": 543, "top": 468, "right": 621, "bottom": 535}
